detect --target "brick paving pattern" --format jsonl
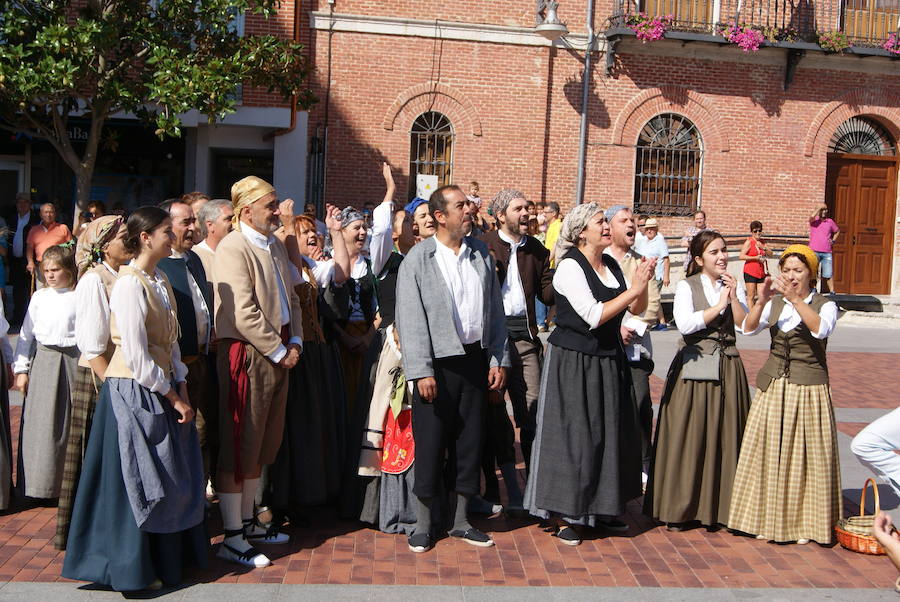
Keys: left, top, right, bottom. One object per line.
{"left": 0, "top": 348, "right": 897, "bottom": 589}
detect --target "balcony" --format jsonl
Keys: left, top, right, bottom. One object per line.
{"left": 607, "top": 0, "right": 900, "bottom": 49}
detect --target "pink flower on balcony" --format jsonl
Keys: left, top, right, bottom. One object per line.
{"left": 722, "top": 22, "right": 765, "bottom": 52}
{"left": 625, "top": 12, "right": 675, "bottom": 43}
{"left": 883, "top": 33, "right": 900, "bottom": 55}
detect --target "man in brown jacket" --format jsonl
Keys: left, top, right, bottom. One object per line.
{"left": 480, "top": 189, "right": 554, "bottom": 503}
{"left": 213, "top": 176, "right": 303, "bottom": 568}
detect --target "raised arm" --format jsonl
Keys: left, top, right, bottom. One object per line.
{"left": 325, "top": 204, "right": 350, "bottom": 284}
{"left": 370, "top": 162, "right": 396, "bottom": 276}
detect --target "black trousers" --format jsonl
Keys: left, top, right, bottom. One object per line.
{"left": 629, "top": 357, "right": 655, "bottom": 468}
{"left": 412, "top": 344, "right": 487, "bottom": 499}
{"left": 9, "top": 255, "right": 30, "bottom": 326}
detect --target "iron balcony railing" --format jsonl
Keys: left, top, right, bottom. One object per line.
{"left": 610, "top": 0, "right": 900, "bottom": 47}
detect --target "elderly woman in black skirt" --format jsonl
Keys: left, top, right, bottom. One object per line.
{"left": 524, "top": 202, "right": 654, "bottom": 545}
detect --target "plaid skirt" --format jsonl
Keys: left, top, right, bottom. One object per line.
{"left": 54, "top": 365, "right": 99, "bottom": 550}
{"left": 728, "top": 377, "right": 842, "bottom": 544}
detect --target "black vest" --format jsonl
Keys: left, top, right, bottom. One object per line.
{"left": 376, "top": 251, "right": 404, "bottom": 328}
{"left": 325, "top": 257, "right": 377, "bottom": 326}
{"left": 548, "top": 249, "right": 627, "bottom": 357}
{"left": 157, "top": 251, "right": 212, "bottom": 357}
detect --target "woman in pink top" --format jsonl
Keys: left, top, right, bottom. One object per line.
{"left": 808, "top": 204, "right": 840, "bottom": 294}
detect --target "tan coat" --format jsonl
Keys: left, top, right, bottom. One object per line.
{"left": 213, "top": 229, "right": 303, "bottom": 357}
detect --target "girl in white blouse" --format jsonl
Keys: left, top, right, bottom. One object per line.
{"left": 645, "top": 230, "right": 752, "bottom": 531}
{"left": 13, "top": 244, "right": 79, "bottom": 499}
{"left": 63, "top": 207, "right": 206, "bottom": 591}
{"left": 729, "top": 245, "right": 841, "bottom": 545}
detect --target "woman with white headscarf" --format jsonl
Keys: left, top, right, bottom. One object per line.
{"left": 523, "top": 203, "right": 654, "bottom": 545}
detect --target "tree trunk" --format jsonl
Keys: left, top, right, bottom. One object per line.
{"left": 74, "top": 166, "right": 94, "bottom": 224}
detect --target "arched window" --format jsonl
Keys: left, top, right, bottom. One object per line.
{"left": 828, "top": 116, "right": 896, "bottom": 155}
{"left": 409, "top": 112, "right": 454, "bottom": 199}
{"left": 633, "top": 113, "right": 703, "bottom": 216}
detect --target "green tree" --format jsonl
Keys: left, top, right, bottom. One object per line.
{"left": 0, "top": 0, "right": 314, "bottom": 219}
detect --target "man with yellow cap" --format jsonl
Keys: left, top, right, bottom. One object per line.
{"left": 212, "top": 176, "right": 304, "bottom": 568}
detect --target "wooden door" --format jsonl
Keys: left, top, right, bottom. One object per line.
{"left": 843, "top": 0, "right": 900, "bottom": 42}
{"left": 825, "top": 154, "right": 898, "bottom": 295}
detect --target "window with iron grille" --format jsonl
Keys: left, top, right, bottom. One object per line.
{"left": 828, "top": 116, "right": 896, "bottom": 156}
{"left": 408, "top": 112, "right": 454, "bottom": 199}
{"left": 634, "top": 113, "right": 703, "bottom": 217}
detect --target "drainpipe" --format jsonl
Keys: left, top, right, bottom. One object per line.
{"left": 574, "top": 0, "right": 595, "bottom": 205}
{"left": 265, "top": 0, "right": 302, "bottom": 140}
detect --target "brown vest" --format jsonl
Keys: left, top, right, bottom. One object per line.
{"left": 77, "top": 263, "right": 120, "bottom": 369}
{"left": 756, "top": 293, "right": 830, "bottom": 391}
{"left": 680, "top": 274, "right": 740, "bottom": 357}
{"left": 104, "top": 265, "right": 180, "bottom": 381}
{"left": 297, "top": 266, "right": 325, "bottom": 344}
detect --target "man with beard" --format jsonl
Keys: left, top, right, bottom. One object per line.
{"left": 158, "top": 199, "right": 217, "bottom": 496}
{"left": 478, "top": 189, "right": 553, "bottom": 514}
{"left": 396, "top": 185, "right": 509, "bottom": 553}
{"left": 604, "top": 205, "right": 659, "bottom": 491}
{"left": 213, "top": 176, "right": 303, "bottom": 568}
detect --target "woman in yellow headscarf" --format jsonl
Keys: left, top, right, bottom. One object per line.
{"left": 729, "top": 244, "right": 842, "bottom": 546}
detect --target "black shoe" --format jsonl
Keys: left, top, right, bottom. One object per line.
{"left": 597, "top": 517, "right": 629, "bottom": 533}
{"left": 554, "top": 526, "right": 582, "bottom": 546}
{"left": 408, "top": 532, "right": 432, "bottom": 553}
{"left": 448, "top": 527, "right": 494, "bottom": 547}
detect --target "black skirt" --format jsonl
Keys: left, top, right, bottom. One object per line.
{"left": 524, "top": 344, "right": 642, "bottom": 522}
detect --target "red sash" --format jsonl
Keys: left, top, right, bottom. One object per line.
{"left": 225, "top": 339, "right": 250, "bottom": 481}
{"left": 381, "top": 408, "right": 414, "bottom": 474}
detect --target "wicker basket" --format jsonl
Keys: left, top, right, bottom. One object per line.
{"left": 835, "top": 478, "right": 886, "bottom": 555}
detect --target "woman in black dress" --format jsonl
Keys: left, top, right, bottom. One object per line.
{"left": 524, "top": 202, "right": 654, "bottom": 545}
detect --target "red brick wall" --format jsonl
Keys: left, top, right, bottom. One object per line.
{"left": 302, "top": 20, "right": 900, "bottom": 243}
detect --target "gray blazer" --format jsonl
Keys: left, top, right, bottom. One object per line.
{"left": 396, "top": 235, "right": 510, "bottom": 380}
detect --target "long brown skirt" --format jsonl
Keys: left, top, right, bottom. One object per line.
{"left": 55, "top": 365, "right": 98, "bottom": 549}
{"left": 644, "top": 351, "right": 751, "bottom": 527}
{"left": 728, "top": 378, "right": 842, "bottom": 544}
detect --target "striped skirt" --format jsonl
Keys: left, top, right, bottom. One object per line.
{"left": 728, "top": 377, "right": 842, "bottom": 544}
{"left": 16, "top": 344, "right": 78, "bottom": 499}
{"left": 55, "top": 365, "right": 100, "bottom": 550}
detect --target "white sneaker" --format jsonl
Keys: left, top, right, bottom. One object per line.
{"left": 217, "top": 538, "right": 271, "bottom": 568}
{"left": 244, "top": 519, "right": 290, "bottom": 545}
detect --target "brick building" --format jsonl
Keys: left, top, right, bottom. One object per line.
{"left": 298, "top": 0, "right": 900, "bottom": 295}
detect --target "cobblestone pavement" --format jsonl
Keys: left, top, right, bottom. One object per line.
{"left": 1, "top": 324, "right": 899, "bottom": 595}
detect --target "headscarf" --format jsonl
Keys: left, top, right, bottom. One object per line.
{"left": 404, "top": 197, "right": 427, "bottom": 215}
{"left": 556, "top": 202, "right": 603, "bottom": 256}
{"left": 781, "top": 244, "right": 819, "bottom": 277}
{"left": 75, "top": 215, "right": 124, "bottom": 278}
{"left": 231, "top": 175, "right": 275, "bottom": 231}
{"left": 604, "top": 204, "right": 631, "bottom": 221}
{"left": 339, "top": 206, "right": 365, "bottom": 229}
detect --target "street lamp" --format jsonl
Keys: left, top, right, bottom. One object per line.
{"left": 535, "top": 0, "right": 569, "bottom": 41}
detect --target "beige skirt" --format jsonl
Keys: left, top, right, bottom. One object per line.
{"left": 728, "top": 377, "right": 842, "bottom": 544}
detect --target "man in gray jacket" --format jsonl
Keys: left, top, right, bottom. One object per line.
{"left": 396, "top": 184, "right": 509, "bottom": 553}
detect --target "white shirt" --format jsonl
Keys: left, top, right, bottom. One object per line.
{"left": 194, "top": 239, "right": 214, "bottom": 256}
{"left": 239, "top": 223, "right": 303, "bottom": 363}
{"left": 742, "top": 292, "right": 838, "bottom": 339}
{"left": 553, "top": 256, "right": 624, "bottom": 330}
{"left": 13, "top": 212, "right": 29, "bottom": 258}
{"left": 170, "top": 250, "right": 211, "bottom": 351}
{"left": 75, "top": 262, "right": 116, "bottom": 360}
{"left": 370, "top": 199, "right": 395, "bottom": 277}
{"left": 14, "top": 287, "right": 78, "bottom": 373}
{"left": 109, "top": 267, "right": 188, "bottom": 395}
{"left": 433, "top": 237, "right": 484, "bottom": 345}
{"left": 0, "top": 296, "right": 13, "bottom": 364}
{"left": 497, "top": 230, "right": 527, "bottom": 317}
{"left": 673, "top": 274, "right": 749, "bottom": 336}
